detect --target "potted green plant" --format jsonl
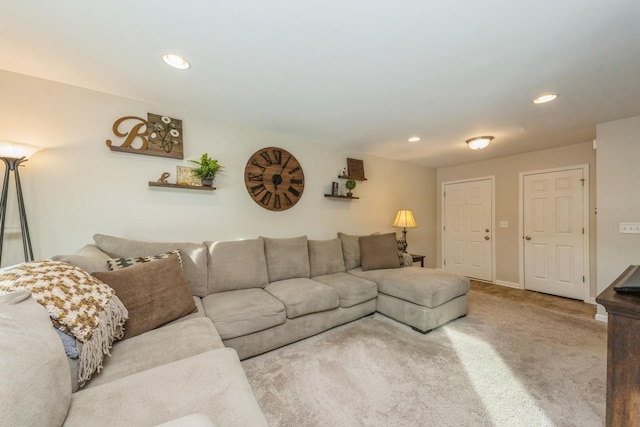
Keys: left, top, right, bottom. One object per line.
{"left": 345, "top": 179, "right": 356, "bottom": 197}
{"left": 189, "top": 153, "right": 223, "bottom": 187}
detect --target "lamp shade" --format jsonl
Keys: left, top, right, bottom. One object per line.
{"left": 0, "top": 141, "right": 42, "bottom": 159}
{"left": 393, "top": 210, "right": 418, "bottom": 228}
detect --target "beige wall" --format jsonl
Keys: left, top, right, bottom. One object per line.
{"left": 0, "top": 71, "right": 437, "bottom": 267}
{"left": 595, "top": 115, "right": 640, "bottom": 316}
{"left": 437, "top": 141, "right": 597, "bottom": 297}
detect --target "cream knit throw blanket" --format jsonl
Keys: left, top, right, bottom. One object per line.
{"left": 0, "top": 260, "right": 128, "bottom": 384}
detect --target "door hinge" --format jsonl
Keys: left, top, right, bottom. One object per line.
{"left": 582, "top": 227, "right": 585, "bottom": 234}
{"left": 443, "top": 260, "right": 446, "bottom": 266}
{"left": 580, "top": 178, "right": 585, "bottom": 186}
{"left": 443, "top": 225, "right": 446, "bottom": 231}
{"left": 443, "top": 191, "right": 446, "bottom": 197}
{"left": 583, "top": 276, "right": 585, "bottom": 283}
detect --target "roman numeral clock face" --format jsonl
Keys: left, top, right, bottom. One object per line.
{"left": 244, "top": 147, "right": 305, "bottom": 211}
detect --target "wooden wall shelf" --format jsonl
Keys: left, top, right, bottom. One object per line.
{"left": 324, "top": 194, "right": 359, "bottom": 200}
{"left": 337, "top": 175, "right": 367, "bottom": 181}
{"left": 148, "top": 182, "right": 216, "bottom": 191}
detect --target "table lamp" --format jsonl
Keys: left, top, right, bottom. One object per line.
{"left": 393, "top": 210, "right": 418, "bottom": 253}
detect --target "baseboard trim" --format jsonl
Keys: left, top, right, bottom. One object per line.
{"left": 492, "top": 280, "right": 521, "bottom": 289}
{"left": 595, "top": 313, "right": 608, "bottom": 323}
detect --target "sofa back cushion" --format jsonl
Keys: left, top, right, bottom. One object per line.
{"left": 94, "top": 234, "right": 208, "bottom": 297}
{"left": 0, "top": 290, "right": 71, "bottom": 427}
{"left": 359, "top": 233, "right": 402, "bottom": 271}
{"left": 338, "top": 232, "right": 364, "bottom": 270}
{"left": 308, "top": 238, "right": 346, "bottom": 277}
{"left": 262, "top": 236, "right": 310, "bottom": 282}
{"left": 50, "top": 244, "right": 111, "bottom": 273}
{"left": 205, "top": 238, "right": 269, "bottom": 293}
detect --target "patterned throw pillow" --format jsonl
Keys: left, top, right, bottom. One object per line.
{"left": 107, "top": 250, "right": 182, "bottom": 271}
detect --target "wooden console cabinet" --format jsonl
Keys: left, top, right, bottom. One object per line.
{"left": 596, "top": 265, "right": 640, "bottom": 426}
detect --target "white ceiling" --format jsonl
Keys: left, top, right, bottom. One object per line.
{"left": 2, "top": 0, "right": 640, "bottom": 168}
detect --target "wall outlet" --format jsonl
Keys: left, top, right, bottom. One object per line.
{"left": 619, "top": 223, "right": 640, "bottom": 234}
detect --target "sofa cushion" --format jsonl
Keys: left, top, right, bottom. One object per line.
{"left": 350, "top": 266, "right": 470, "bottom": 308}
{"left": 50, "top": 244, "right": 111, "bottom": 273}
{"left": 93, "top": 255, "right": 197, "bottom": 339}
{"left": 262, "top": 236, "right": 310, "bottom": 282}
{"left": 84, "top": 317, "right": 223, "bottom": 389}
{"left": 311, "top": 272, "right": 378, "bottom": 307}
{"left": 64, "top": 349, "right": 268, "bottom": 427}
{"left": 202, "top": 289, "right": 286, "bottom": 340}
{"left": 106, "top": 249, "right": 182, "bottom": 270}
{"left": 0, "top": 290, "right": 71, "bottom": 427}
{"left": 94, "top": 234, "right": 208, "bottom": 297}
{"left": 337, "top": 232, "right": 363, "bottom": 270}
{"left": 205, "top": 238, "right": 269, "bottom": 293}
{"left": 308, "top": 238, "right": 346, "bottom": 277}
{"left": 359, "top": 233, "right": 401, "bottom": 271}
{"left": 265, "top": 278, "right": 339, "bottom": 319}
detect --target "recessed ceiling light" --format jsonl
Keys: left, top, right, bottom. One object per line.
{"left": 162, "top": 53, "right": 190, "bottom": 70}
{"left": 533, "top": 94, "right": 558, "bottom": 104}
{"left": 465, "top": 136, "right": 494, "bottom": 150}
{"left": 408, "top": 137, "right": 421, "bottom": 142}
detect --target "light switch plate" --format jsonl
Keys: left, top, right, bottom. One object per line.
{"left": 619, "top": 223, "right": 640, "bottom": 234}
{"left": 499, "top": 221, "right": 508, "bottom": 228}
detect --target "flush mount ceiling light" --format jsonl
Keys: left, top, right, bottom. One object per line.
{"left": 465, "top": 136, "right": 494, "bottom": 150}
{"left": 408, "top": 136, "right": 421, "bottom": 142}
{"left": 162, "top": 53, "right": 190, "bottom": 70}
{"left": 533, "top": 94, "right": 558, "bottom": 104}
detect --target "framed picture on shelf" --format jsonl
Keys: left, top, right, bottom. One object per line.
{"left": 176, "top": 166, "right": 201, "bottom": 186}
{"left": 347, "top": 158, "right": 366, "bottom": 180}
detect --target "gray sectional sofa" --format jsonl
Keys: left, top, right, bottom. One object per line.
{"left": 1, "top": 231, "right": 469, "bottom": 426}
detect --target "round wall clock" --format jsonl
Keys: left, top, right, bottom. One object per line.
{"left": 244, "top": 147, "right": 305, "bottom": 211}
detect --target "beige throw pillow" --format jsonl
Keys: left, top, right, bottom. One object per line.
{"left": 359, "top": 233, "right": 402, "bottom": 271}
{"left": 93, "top": 255, "right": 196, "bottom": 339}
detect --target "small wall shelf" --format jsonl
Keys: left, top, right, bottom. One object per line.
{"left": 148, "top": 182, "right": 216, "bottom": 191}
{"left": 324, "top": 194, "right": 359, "bottom": 200}
{"left": 337, "top": 175, "right": 367, "bottom": 181}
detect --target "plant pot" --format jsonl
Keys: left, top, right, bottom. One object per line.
{"left": 346, "top": 192, "right": 353, "bottom": 197}
{"left": 201, "top": 178, "right": 213, "bottom": 187}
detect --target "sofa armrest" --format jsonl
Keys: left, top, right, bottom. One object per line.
{"left": 50, "top": 244, "right": 110, "bottom": 273}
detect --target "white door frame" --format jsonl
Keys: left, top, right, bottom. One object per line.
{"left": 518, "top": 164, "right": 591, "bottom": 302}
{"left": 441, "top": 176, "right": 496, "bottom": 282}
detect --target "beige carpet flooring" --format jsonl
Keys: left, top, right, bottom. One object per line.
{"left": 241, "top": 289, "right": 607, "bottom": 426}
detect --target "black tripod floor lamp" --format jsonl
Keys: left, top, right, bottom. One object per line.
{"left": 0, "top": 141, "right": 42, "bottom": 265}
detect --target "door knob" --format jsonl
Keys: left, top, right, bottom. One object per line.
{"left": 525, "top": 236, "right": 531, "bottom": 240}
{"left": 485, "top": 229, "right": 490, "bottom": 232}
{"left": 484, "top": 236, "right": 490, "bottom": 240}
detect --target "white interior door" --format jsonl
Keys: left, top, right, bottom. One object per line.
{"left": 523, "top": 168, "right": 585, "bottom": 300}
{"left": 443, "top": 179, "right": 493, "bottom": 281}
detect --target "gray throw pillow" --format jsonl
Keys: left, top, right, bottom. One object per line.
{"left": 359, "top": 233, "right": 402, "bottom": 271}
